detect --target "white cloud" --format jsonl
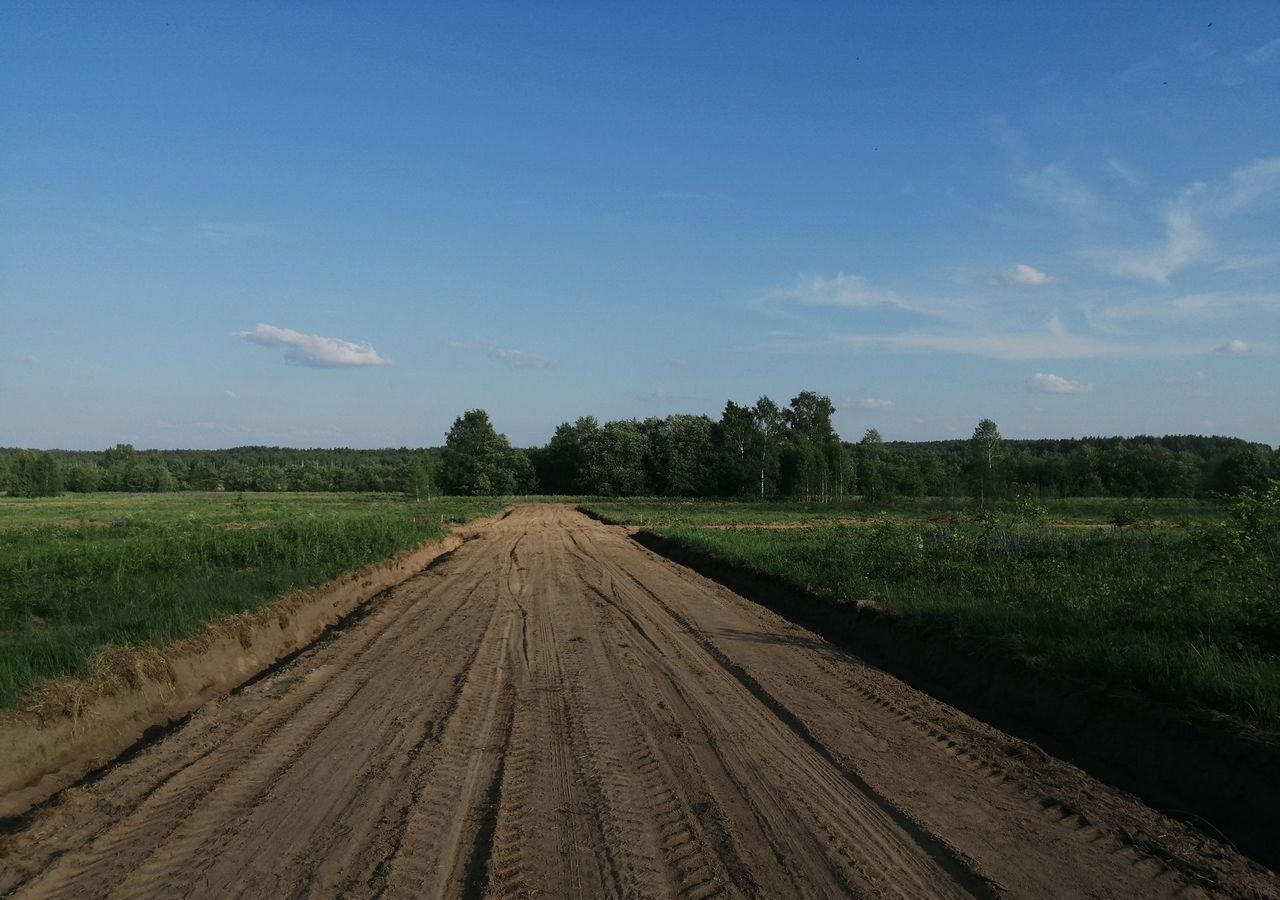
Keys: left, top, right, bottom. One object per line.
{"left": 223, "top": 390, "right": 238, "bottom": 400}
{"left": 994, "top": 263, "right": 1051, "bottom": 287}
{"left": 1019, "top": 163, "right": 1103, "bottom": 218}
{"left": 772, "top": 272, "right": 902, "bottom": 310}
{"left": 1027, "top": 373, "right": 1093, "bottom": 394}
{"left": 1220, "top": 157, "right": 1280, "bottom": 213}
{"left": 235, "top": 324, "right": 391, "bottom": 368}
{"left": 852, "top": 398, "right": 894, "bottom": 410}
{"left": 1215, "top": 339, "right": 1250, "bottom": 354}
{"left": 1246, "top": 37, "right": 1280, "bottom": 66}
{"left": 448, "top": 340, "right": 549, "bottom": 369}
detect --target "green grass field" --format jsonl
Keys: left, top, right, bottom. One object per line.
{"left": 582, "top": 495, "right": 1227, "bottom": 529}
{"left": 582, "top": 495, "right": 1280, "bottom": 731}
{"left": 0, "top": 493, "right": 503, "bottom": 709}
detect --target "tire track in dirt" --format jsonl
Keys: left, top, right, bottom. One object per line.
{"left": 1, "top": 506, "right": 1275, "bottom": 899}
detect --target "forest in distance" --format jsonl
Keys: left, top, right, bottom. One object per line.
{"left": 3, "top": 391, "right": 1278, "bottom": 501}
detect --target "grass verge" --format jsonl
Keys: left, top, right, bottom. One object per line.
{"left": 0, "top": 493, "right": 503, "bottom": 709}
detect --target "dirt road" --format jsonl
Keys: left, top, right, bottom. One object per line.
{"left": 1, "top": 506, "right": 1273, "bottom": 899}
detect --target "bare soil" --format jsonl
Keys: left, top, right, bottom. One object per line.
{"left": 1, "top": 506, "right": 1274, "bottom": 899}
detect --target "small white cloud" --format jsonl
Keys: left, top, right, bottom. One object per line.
{"left": 1215, "top": 339, "right": 1250, "bottom": 354}
{"left": 1027, "top": 373, "right": 1093, "bottom": 394}
{"left": 448, "top": 340, "right": 549, "bottom": 369}
{"left": 994, "top": 263, "right": 1052, "bottom": 287}
{"left": 773, "top": 273, "right": 902, "bottom": 310}
{"left": 852, "top": 398, "right": 894, "bottom": 410}
{"left": 223, "top": 390, "right": 238, "bottom": 400}
{"left": 1246, "top": 37, "right": 1280, "bottom": 66}
{"left": 235, "top": 324, "right": 391, "bottom": 368}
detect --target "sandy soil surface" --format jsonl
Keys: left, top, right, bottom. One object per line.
{"left": 1, "top": 505, "right": 1274, "bottom": 899}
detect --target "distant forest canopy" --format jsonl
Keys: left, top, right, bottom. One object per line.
{"left": 2, "top": 392, "right": 1277, "bottom": 500}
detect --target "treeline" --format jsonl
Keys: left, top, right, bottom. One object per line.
{"left": 3, "top": 391, "right": 1277, "bottom": 499}
{"left": 0, "top": 444, "right": 438, "bottom": 497}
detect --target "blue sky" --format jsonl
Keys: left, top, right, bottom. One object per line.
{"left": 3, "top": 2, "right": 1278, "bottom": 449}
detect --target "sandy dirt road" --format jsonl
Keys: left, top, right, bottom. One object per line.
{"left": 1, "top": 505, "right": 1274, "bottom": 899}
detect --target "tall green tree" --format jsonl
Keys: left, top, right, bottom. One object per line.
{"left": 405, "top": 453, "right": 437, "bottom": 500}
{"left": 714, "top": 401, "right": 758, "bottom": 496}
{"left": 752, "top": 396, "right": 784, "bottom": 500}
{"left": 970, "top": 418, "right": 1003, "bottom": 507}
{"left": 579, "top": 420, "right": 648, "bottom": 496}
{"left": 440, "top": 409, "right": 531, "bottom": 495}
{"left": 782, "top": 392, "right": 838, "bottom": 501}
{"left": 540, "top": 417, "right": 599, "bottom": 494}
{"left": 649, "top": 415, "right": 716, "bottom": 497}
{"left": 8, "top": 451, "right": 64, "bottom": 497}
{"left": 857, "top": 429, "right": 888, "bottom": 501}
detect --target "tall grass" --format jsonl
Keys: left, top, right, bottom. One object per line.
{"left": 654, "top": 515, "right": 1280, "bottom": 731}
{"left": 0, "top": 493, "right": 501, "bottom": 709}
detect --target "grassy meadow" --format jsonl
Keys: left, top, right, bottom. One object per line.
{"left": 0, "top": 493, "right": 503, "bottom": 710}
{"left": 583, "top": 495, "right": 1227, "bottom": 529}
{"left": 583, "top": 494, "right": 1280, "bottom": 731}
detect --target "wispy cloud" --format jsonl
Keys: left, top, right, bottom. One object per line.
{"left": 1215, "top": 339, "right": 1250, "bottom": 354}
{"left": 1091, "top": 157, "right": 1280, "bottom": 283}
{"left": 1101, "top": 186, "right": 1212, "bottom": 283}
{"left": 1220, "top": 157, "right": 1280, "bottom": 213}
{"left": 851, "top": 398, "right": 894, "bottom": 410}
{"left": 223, "top": 389, "right": 238, "bottom": 400}
{"left": 768, "top": 272, "right": 903, "bottom": 310}
{"left": 992, "top": 263, "right": 1051, "bottom": 287}
{"left": 197, "top": 221, "right": 286, "bottom": 242}
{"left": 447, "top": 340, "right": 550, "bottom": 369}
{"left": 1018, "top": 163, "right": 1104, "bottom": 218}
{"left": 235, "top": 324, "right": 391, "bottom": 368}
{"left": 834, "top": 316, "right": 1191, "bottom": 361}
{"left": 1095, "top": 290, "right": 1280, "bottom": 323}
{"left": 1027, "top": 373, "right": 1092, "bottom": 394}
{"left": 1105, "top": 157, "right": 1145, "bottom": 190}
{"left": 1246, "top": 37, "right": 1280, "bottom": 67}
{"left": 1161, "top": 371, "right": 1205, "bottom": 386}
